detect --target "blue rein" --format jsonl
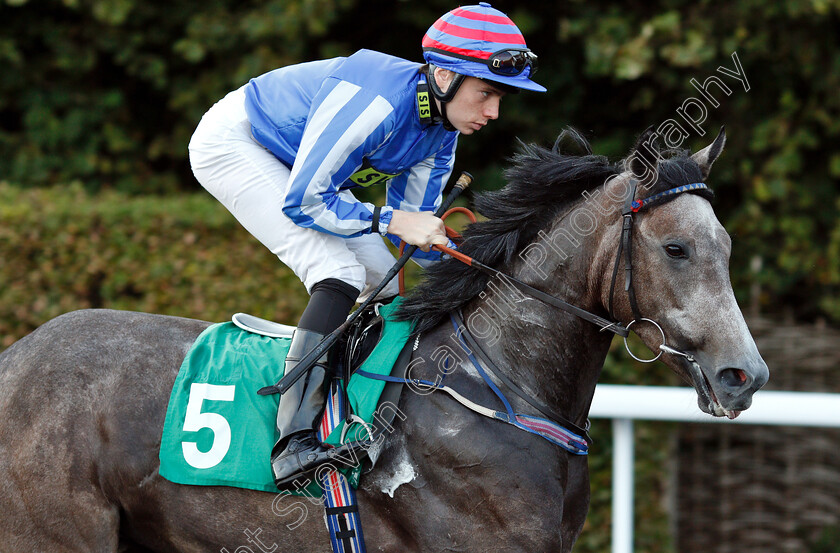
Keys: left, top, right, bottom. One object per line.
{"left": 354, "top": 316, "right": 589, "bottom": 455}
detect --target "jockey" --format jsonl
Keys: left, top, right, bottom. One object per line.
{"left": 188, "top": 2, "right": 544, "bottom": 489}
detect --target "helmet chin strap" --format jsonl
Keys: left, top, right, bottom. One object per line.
{"left": 426, "top": 64, "right": 465, "bottom": 132}
{"left": 439, "top": 104, "right": 456, "bottom": 132}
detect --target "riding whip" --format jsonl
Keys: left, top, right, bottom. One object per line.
{"left": 259, "top": 171, "right": 473, "bottom": 396}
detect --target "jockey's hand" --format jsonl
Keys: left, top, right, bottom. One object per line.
{"left": 387, "top": 210, "right": 448, "bottom": 252}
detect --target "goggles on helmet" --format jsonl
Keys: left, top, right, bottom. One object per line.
{"left": 484, "top": 49, "right": 539, "bottom": 77}
{"left": 423, "top": 47, "right": 538, "bottom": 78}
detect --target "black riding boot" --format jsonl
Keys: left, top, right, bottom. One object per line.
{"left": 270, "top": 328, "right": 332, "bottom": 488}
{"left": 270, "top": 278, "right": 360, "bottom": 489}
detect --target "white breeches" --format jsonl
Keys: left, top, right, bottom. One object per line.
{"left": 187, "top": 87, "right": 398, "bottom": 300}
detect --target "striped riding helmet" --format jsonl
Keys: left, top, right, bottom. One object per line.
{"left": 422, "top": 2, "right": 546, "bottom": 96}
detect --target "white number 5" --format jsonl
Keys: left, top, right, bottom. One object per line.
{"left": 181, "top": 383, "right": 235, "bottom": 469}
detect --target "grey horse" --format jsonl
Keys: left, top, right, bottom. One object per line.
{"left": 0, "top": 128, "right": 767, "bottom": 552}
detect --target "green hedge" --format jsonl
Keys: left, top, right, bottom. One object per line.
{"left": 0, "top": 183, "right": 310, "bottom": 348}
{"left": 3, "top": 0, "right": 839, "bottom": 326}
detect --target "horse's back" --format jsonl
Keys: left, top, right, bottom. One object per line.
{"left": 0, "top": 309, "right": 209, "bottom": 426}
{"left": 0, "top": 309, "right": 210, "bottom": 552}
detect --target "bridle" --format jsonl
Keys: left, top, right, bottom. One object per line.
{"left": 606, "top": 178, "right": 712, "bottom": 362}
{"left": 410, "top": 176, "right": 717, "bottom": 453}
{"left": 435, "top": 176, "right": 714, "bottom": 361}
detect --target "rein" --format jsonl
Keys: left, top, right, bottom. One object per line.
{"left": 433, "top": 245, "right": 630, "bottom": 337}
{"left": 360, "top": 179, "right": 714, "bottom": 458}
{"left": 354, "top": 311, "right": 590, "bottom": 455}
{"left": 450, "top": 310, "right": 590, "bottom": 442}
{"left": 433, "top": 179, "right": 713, "bottom": 360}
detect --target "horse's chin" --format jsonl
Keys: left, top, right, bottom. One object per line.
{"left": 689, "top": 359, "right": 742, "bottom": 420}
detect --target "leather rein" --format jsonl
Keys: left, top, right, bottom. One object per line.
{"left": 417, "top": 178, "right": 714, "bottom": 453}
{"left": 434, "top": 178, "right": 713, "bottom": 364}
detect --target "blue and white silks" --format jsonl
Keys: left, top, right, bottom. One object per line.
{"left": 245, "top": 49, "right": 459, "bottom": 261}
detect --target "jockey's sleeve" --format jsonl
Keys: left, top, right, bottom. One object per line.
{"left": 281, "top": 79, "right": 396, "bottom": 238}
{"left": 385, "top": 135, "right": 458, "bottom": 263}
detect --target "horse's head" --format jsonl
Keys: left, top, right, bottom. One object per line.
{"left": 604, "top": 128, "right": 768, "bottom": 418}
{"left": 397, "top": 126, "right": 767, "bottom": 420}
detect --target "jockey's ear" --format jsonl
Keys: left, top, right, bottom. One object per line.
{"left": 433, "top": 67, "right": 456, "bottom": 94}
{"left": 691, "top": 126, "right": 726, "bottom": 180}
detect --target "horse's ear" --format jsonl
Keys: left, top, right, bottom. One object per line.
{"left": 691, "top": 126, "right": 726, "bottom": 180}
{"left": 627, "top": 125, "right": 659, "bottom": 188}
{"left": 552, "top": 127, "right": 592, "bottom": 156}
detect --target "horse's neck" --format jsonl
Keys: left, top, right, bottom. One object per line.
{"left": 459, "top": 205, "right": 618, "bottom": 426}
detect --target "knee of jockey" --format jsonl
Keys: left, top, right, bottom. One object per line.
{"left": 297, "top": 278, "right": 360, "bottom": 335}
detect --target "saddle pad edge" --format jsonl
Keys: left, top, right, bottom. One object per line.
{"left": 232, "top": 312, "right": 296, "bottom": 338}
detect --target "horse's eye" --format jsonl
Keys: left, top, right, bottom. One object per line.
{"left": 664, "top": 243, "right": 687, "bottom": 258}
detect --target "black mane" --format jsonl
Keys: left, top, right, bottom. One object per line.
{"left": 394, "top": 128, "right": 706, "bottom": 335}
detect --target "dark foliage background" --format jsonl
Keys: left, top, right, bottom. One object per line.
{"left": 2, "top": 0, "right": 838, "bottom": 325}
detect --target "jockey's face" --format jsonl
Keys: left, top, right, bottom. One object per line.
{"left": 434, "top": 70, "right": 505, "bottom": 135}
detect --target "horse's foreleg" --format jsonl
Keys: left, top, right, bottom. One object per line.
{"left": 560, "top": 456, "right": 591, "bottom": 550}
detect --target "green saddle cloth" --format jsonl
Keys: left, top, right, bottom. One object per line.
{"left": 158, "top": 298, "right": 413, "bottom": 495}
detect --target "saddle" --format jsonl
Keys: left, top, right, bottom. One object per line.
{"left": 158, "top": 297, "right": 414, "bottom": 497}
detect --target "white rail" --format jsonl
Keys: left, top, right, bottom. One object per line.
{"left": 588, "top": 385, "right": 840, "bottom": 553}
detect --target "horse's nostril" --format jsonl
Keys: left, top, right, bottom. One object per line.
{"left": 719, "top": 368, "right": 747, "bottom": 388}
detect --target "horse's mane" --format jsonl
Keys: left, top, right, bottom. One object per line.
{"left": 394, "top": 128, "right": 706, "bottom": 335}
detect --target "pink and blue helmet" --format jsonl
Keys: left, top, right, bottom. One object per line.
{"left": 422, "top": 2, "right": 546, "bottom": 95}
